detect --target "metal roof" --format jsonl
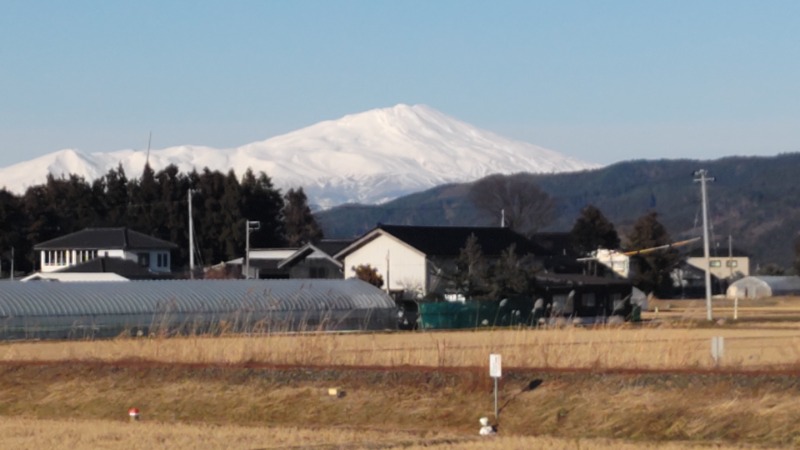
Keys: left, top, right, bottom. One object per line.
{"left": 0, "top": 278, "right": 395, "bottom": 318}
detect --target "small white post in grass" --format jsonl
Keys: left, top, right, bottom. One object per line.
{"left": 734, "top": 296, "right": 739, "bottom": 321}
{"left": 489, "top": 353, "right": 502, "bottom": 420}
{"left": 711, "top": 336, "right": 724, "bottom": 366}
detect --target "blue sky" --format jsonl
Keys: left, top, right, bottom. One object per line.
{"left": 1, "top": 0, "right": 799, "bottom": 167}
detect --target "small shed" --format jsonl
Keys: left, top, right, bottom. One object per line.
{"left": 726, "top": 276, "right": 800, "bottom": 299}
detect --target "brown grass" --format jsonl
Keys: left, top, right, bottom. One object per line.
{"left": 0, "top": 416, "right": 771, "bottom": 450}
{"left": 2, "top": 298, "right": 800, "bottom": 448}
{"left": 2, "top": 324, "right": 799, "bottom": 371}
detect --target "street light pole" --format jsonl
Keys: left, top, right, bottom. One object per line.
{"left": 188, "top": 189, "right": 196, "bottom": 279}
{"left": 245, "top": 220, "right": 260, "bottom": 279}
{"left": 694, "top": 170, "right": 715, "bottom": 321}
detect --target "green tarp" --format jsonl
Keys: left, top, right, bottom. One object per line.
{"left": 418, "top": 298, "right": 536, "bottom": 329}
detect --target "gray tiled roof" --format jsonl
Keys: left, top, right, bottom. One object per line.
{"left": 34, "top": 228, "right": 178, "bottom": 250}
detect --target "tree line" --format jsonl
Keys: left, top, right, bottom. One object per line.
{"left": 0, "top": 164, "right": 322, "bottom": 275}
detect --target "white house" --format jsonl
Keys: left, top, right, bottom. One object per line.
{"left": 334, "top": 224, "right": 546, "bottom": 299}
{"left": 33, "top": 228, "right": 177, "bottom": 274}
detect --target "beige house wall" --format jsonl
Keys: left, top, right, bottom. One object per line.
{"left": 687, "top": 256, "right": 749, "bottom": 279}
{"left": 342, "top": 234, "right": 427, "bottom": 294}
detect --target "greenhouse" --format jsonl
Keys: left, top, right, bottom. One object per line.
{"left": 0, "top": 278, "right": 397, "bottom": 340}
{"left": 726, "top": 276, "right": 800, "bottom": 299}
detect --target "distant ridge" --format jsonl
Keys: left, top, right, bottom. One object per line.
{"left": 316, "top": 153, "right": 800, "bottom": 268}
{"left": 0, "top": 104, "right": 598, "bottom": 208}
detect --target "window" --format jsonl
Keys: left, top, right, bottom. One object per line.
{"left": 137, "top": 253, "right": 150, "bottom": 267}
{"left": 726, "top": 260, "right": 738, "bottom": 268}
{"left": 156, "top": 253, "right": 169, "bottom": 268}
{"left": 709, "top": 260, "right": 722, "bottom": 268}
{"left": 583, "top": 293, "right": 596, "bottom": 308}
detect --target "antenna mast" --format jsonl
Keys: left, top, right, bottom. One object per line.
{"left": 146, "top": 131, "right": 152, "bottom": 166}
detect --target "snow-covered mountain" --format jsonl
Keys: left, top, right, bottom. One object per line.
{"left": 0, "top": 104, "right": 599, "bottom": 209}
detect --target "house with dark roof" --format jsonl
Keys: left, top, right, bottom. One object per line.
{"left": 223, "top": 248, "right": 298, "bottom": 279}
{"left": 334, "top": 224, "right": 551, "bottom": 299}
{"left": 33, "top": 228, "right": 177, "bottom": 274}
{"left": 277, "top": 239, "right": 352, "bottom": 279}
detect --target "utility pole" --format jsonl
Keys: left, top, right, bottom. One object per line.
{"left": 694, "top": 170, "right": 715, "bottom": 321}
{"left": 245, "top": 220, "right": 260, "bottom": 279}
{"left": 188, "top": 189, "right": 195, "bottom": 279}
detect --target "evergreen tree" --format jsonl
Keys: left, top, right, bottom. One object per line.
{"left": 22, "top": 184, "right": 63, "bottom": 264}
{"left": 283, "top": 187, "right": 323, "bottom": 246}
{"left": 240, "top": 169, "right": 285, "bottom": 249}
{"left": 155, "top": 164, "right": 190, "bottom": 267}
{"left": 104, "top": 164, "right": 130, "bottom": 226}
{"left": 42, "top": 174, "right": 99, "bottom": 232}
{"left": 127, "top": 163, "right": 160, "bottom": 235}
{"left": 195, "top": 168, "right": 230, "bottom": 265}
{"left": 626, "top": 212, "right": 678, "bottom": 297}
{"left": 570, "top": 205, "right": 620, "bottom": 255}
{"left": 0, "top": 189, "right": 28, "bottom": 273}
{"left": 219, "top": 169, "right": 243, "bottom": 260}
{"left": 487, "top": 244, "right": 532, "bottom": 300}
{"left": 453, "top": 234, "right": 489, "bottom": 299}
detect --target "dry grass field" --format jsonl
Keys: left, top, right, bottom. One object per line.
{"left": 0, "top": 417, "right": 773, "bottom": 450}
{"left": 2, "top": 318, "right": 799, "bottom": 371}
{"left": 0, "top": 296, "right": 799, "bottom": 449}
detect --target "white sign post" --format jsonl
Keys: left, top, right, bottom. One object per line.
{"left": 711, "top": 336, "right": 724, "bottom": 365}
{"left": 489, "top": 354, "right": 501, "bottom": 420}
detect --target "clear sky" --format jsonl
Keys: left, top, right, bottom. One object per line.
{"left": 1, "top": 0, "right": 799, "bottom": 167}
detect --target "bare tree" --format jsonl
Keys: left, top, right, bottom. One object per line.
{"left": 468, "top": 174, "right": 555, "bottom": 236}
{"left": 352, "top": 264, "right": 384, "bottom": 288}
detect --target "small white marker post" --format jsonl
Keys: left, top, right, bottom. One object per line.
{"left": 711, "top": 336, "right": 725, "bottom": 366}
{"left": 489, "top": 353, "right": 502, "bottom": 420}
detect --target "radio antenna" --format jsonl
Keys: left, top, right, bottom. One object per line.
{"left": 146, "top": 131, "right": 152, "bottom": 167}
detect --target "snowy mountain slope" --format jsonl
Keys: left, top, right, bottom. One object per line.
{"left": 0, "top": 104, "right": 600, "bottom": 209}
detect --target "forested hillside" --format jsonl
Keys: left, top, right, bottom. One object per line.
{"left": 316, "top": 153, "right": 800, "bottom": 269}
{"left": 0, "top": 164, "right": 318, "bottom": 275}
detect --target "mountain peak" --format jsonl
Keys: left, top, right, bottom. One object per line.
{"left": 0, "top": 105, "right": 600, "bottom": 208}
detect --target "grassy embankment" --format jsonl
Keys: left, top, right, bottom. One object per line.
{"left": 0, "top": 297, "right": 799, "bottom": 448}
